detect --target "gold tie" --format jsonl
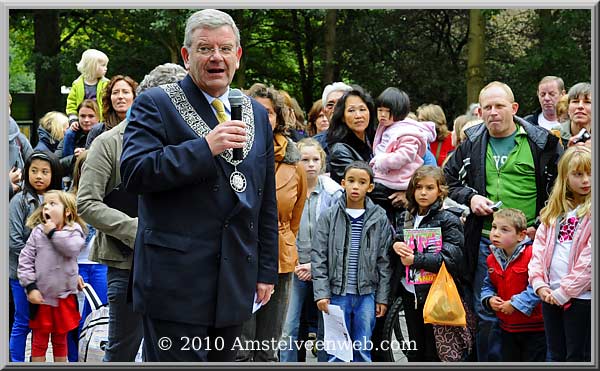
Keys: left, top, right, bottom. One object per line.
{"left": 211, "top": 99, "right": 228, "bottom": 124}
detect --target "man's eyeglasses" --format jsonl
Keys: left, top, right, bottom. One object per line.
{"left": 325, "top": 101, "right": 336, "bottom": 109}
{"left": 195, "top": 46, "right": 235, "bottom": 56}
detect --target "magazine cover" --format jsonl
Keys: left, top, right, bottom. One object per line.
{"left": 404, "top": 227, "right": 442, "bottom": 284}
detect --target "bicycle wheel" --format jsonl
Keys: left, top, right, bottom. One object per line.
{"left": 381, "top": 296, "right": 412, "bottom": 362}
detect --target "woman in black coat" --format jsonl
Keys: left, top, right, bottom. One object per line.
{"left": 325, "top": 86, "right": 377, "bottom": 184}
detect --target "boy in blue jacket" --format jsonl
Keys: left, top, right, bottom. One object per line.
{"left": 481, "top": 208, "right": 546, "bottom": 361}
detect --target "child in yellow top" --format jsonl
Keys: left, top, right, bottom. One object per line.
{"left": 66, "top": 49, "right": 109, "bottom": 126}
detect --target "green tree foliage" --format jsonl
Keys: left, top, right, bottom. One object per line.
{"left": 335, "top": 9, "right": 471, "bottom": 120}
{"left": 499, "top": 9, "right": 592, "bottom": 115}
{"left": 9, "top": 13, "right": 35, "bottom": 92}
{"left": 10, "top": 8, "right": 591, "bottom": 132}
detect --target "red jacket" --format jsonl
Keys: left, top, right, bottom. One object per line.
{"left": 486, "top": 244, "right": 544, "bottom": 333}
{"left": 430, "top": 135, "right": 454, "bottom": 166}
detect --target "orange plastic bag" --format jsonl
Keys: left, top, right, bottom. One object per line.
{"left": 423, "top": 261, "right": 466, "bottom": 326}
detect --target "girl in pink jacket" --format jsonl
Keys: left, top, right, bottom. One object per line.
{"left": 369, "top": 87, "right": 436, "bottom": 218}
{"left": 18, "top": 190, "right": 86, "bottom": 362}
{"left": 528, "top": 146, "right": 591, "bottom": 362}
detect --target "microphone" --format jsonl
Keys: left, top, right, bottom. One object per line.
{"left": 229, "top": 88, "right": 244, "bottom": 161}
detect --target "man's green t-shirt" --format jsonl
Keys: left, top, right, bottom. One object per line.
{"left": 483, "top": 125, "right": 537, "bottom": 237}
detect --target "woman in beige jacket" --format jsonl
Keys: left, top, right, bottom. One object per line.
{"left": 237, "top": 83, "right": 307, "bottom": 362}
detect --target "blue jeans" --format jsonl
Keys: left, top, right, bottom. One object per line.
{"left": 542, "top": 299, "right": 591, "bottom": 361}
{"left": 103, "top": 267, "right": 143, "bottom": 362}
{"left": 328, "top": 293, "right": 376, "bottom": 362}
{"left": 66, "top": 263, "right": 109, "bottom": 362}
{"left": 473, "top": 237, "right": 502, "bottom": 361}
{"left": 9, "top": 278, "right": 30, "bottom": 362}
{"left": 279, "top": 275, "right": 315, "bottom": 362}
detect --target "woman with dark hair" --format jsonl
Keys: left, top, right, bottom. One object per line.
{"left": 85, "top": 75, "right": 138, "bottom": 148}
{"left": 237, "top": 83, "right": 307, "bottom": 362}
{"left": 326, "top": 86, "right": 377, "bottom": 184}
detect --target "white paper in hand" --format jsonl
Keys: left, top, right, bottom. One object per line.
{"left": 252, "top": 292, "right": 262, "bottom": 313}
{"left": 322, "top": 304, "right": 353, "bottom": 362}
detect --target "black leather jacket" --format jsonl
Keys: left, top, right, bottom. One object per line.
{"left": 327, "top": 133, "right": 373, "bottom": 184}
{"left": 391, "top": 199, "right": 465, "bottom": 305}
{"left": 443, "top": 116, "right": 563, "bottom": 284}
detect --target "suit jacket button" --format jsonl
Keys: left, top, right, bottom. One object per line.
{"left": 213, "top": 185, "right": 219, "bottom": 192}
{"left": 247, "top": 255, "right": 253, "bottom": 263}
{"left": 224, "top": 221, "right": 229, "bottom": 229}
{"left": 258, "top": 188, "right": 262, "bottom": 196}
{"left": 249, "top": 222, "right": 254, "bottom": 230}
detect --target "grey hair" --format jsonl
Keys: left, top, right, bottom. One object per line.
{"left": 538, "top": 76, "right": 565, "bottom": 92}
{"left": 183, "top": 9, "right": 240, "bottom": 49}
{"left": 321, "top": 82, "right": 353, "bottom": 105}
{"left": 466, "top": 102, "right": 480, "bottom": 119}
{"left": 567, "top": 82, "right": 591, "bottom": 101}
{"left": 137, "top": 63, "right": 188, "bottom": 94}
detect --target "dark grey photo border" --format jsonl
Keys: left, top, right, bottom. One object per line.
{"left": 1, "top": 0, "right": 597, "bottom": 369}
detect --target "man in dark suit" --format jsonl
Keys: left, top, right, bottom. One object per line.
{"left": 120, "top": 9, "right": 278, "bottom": 362}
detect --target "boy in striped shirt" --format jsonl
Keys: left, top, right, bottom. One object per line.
{"left": 312, "top": 161, "right": 393, "bottom": 362}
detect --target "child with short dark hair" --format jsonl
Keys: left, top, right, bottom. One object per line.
{"left": 312, "top": 161, "right": 392, "bottom": 362}
{"left": 481, "top": 208, "right": 546, "bottom": 362}
{"left": 369, "top": 87, "right": 437, "bottom": 217}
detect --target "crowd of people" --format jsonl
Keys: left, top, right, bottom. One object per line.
{"left": 7, "top": 8, "right": 592, "bottom": 364}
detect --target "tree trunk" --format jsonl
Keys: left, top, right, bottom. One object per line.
{"left": 33, "top": 10, "right": 62, "bottom": 147}
{"left": 303, "top": 12, "right": 316, "bottom": 112}
{"left": 466, "top": 9, "right": 485, "bottom": 108}
{"left": 290, "top": 10, "right": 311, "bottom": 113}
{"left": 536, "top": 9, "right": 553, "bottom": 42}
{"left": 323, "top": 9, "right": 337, "bottom": 85}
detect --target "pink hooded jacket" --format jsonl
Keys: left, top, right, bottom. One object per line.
{"left": 528, "top": 213, "right": 591, "bottom": 305}
{"left": 370, "top": 118, "right": 436, "bottom": 190}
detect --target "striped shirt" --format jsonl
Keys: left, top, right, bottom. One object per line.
{"left": 345, "top": 209, "right": 365, "bottom": 294}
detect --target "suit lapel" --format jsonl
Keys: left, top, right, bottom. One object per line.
{"left": 179, "top": 76, "right": 249, "bottom": 207}
{"left": 180, "top": 76, "right": 220, "bottom": 129}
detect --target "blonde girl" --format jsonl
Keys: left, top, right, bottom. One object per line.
{"left": 528, "top": 146, "right": 591, "bottom": 361}
{"left": 9, "top": 151, "right": 63, "bottom": 362}
{"left": 280, "top": 138, "right": 342, "bottom": 362}
{"left": 17, "top": 190, "right": 86, "bottom": 362}
{"left": 34, "top": 112, "right": 69, "bottom": 153}
{"left": 66, "top": 49, "right": 110, "bottom": 125}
